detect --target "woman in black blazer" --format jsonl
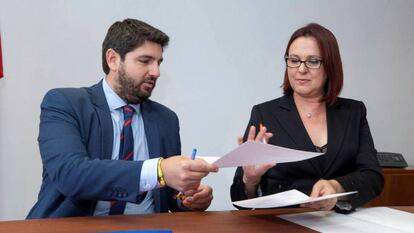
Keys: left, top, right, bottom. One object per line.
{"left": 231, "top": 23, "right": 383, "bottom": 213}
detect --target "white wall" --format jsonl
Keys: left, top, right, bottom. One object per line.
{"left": 0, "top": 0, "right": 413, "bottom": 220}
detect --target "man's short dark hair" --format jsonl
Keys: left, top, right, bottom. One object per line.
{"left": 102, "top": 18, "right": 169, "bottom": 74}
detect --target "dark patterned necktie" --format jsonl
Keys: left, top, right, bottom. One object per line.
{"left": 109, "top": 105, "right": 136, "bottom": 215}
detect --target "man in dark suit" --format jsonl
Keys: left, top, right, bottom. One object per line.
{"left": 27, "top": 18, "right": 218, "bottom": 219}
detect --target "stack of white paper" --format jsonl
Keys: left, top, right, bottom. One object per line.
{"left": 232, "top": 189, "right": 357, "bottom": 208}
{"left": 280, "top": 207, "right": 414, "bottom": 233}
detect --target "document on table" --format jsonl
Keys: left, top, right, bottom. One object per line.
{"left": 232, "top": 189, "right": 357, "bottom": 208}
{"left": 279, "top": 207, "right": 414, "bottom": 233}
{"left": 98, "top": 231, "right": 172, "bottom": 233}
{"left": 197, "top": 141, "right": 323, "bottom": 168}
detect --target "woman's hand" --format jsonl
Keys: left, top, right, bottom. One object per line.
{"left": 240, "top": 126, "right": 274, "bottom": 189}
{"left": 301, "top": 179, "right": 344, "bottom": 210}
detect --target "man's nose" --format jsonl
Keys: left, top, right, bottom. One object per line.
{"left": 149, "top": 63, "right": 160, "bottom": 78}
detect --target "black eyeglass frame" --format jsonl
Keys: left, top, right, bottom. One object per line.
{"left": 284, "top": 56, "right": 323, "bottom": 69}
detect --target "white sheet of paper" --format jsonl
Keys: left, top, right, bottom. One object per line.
{"left": 197, "top": 141, "right": 322, "bottom": 168}
{"left": 280, "top": 207, "right": 414, "bottom": 233}
{"left": 232, "top": 189, "right": 357, "bottom": 208}
{"left": 197, "top": 156, "right": 220, "bottom": 164}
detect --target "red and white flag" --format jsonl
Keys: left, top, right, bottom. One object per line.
{"left": 0, "top": 34, "right": 3, "bottom": 78}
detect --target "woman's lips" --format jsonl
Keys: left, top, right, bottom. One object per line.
{"left": 295, "top": 79, "right": 310, "bottom": 85}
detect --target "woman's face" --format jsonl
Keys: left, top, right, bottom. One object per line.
{"left": 287, "top": 36, "right": 327, "bottom": 99}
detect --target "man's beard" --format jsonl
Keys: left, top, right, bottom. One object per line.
{"left": 116, "top": 66, "right": 155, "bottom": 104}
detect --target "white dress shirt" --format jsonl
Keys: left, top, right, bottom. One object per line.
{"left": 94, "top": 78, "right": 161, "bottom": 215}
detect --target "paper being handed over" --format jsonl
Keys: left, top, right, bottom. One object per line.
{"left": 232, "top": 189, "right": 358, "bottom": 209}
{"left": 198, "top": 141, "right": 323, "bottom": 168}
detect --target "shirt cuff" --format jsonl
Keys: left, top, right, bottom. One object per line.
{"left": 139, "top": 158, "right": 161, "bottom": 192}
{"left": 336, "top": 201, "right": 353, "bottom": 211}
{"left": 257, "top": 185, "right": 263, "bottom": 197}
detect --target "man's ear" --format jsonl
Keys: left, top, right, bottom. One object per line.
{"left": 106, "top": 48, "right": 121, "bottom": 72}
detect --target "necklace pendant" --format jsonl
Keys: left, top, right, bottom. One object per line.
{"left": 306, "top": 113, "right": 312, "bottom": 118}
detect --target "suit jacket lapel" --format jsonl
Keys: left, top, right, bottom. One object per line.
{"left": 325, "top": 100, "right": 351, "bottom": 173}
{"left": 141, "top": 100, "right": 161, "bottom": 159}
{"left": 273, "top": 95, "right": 323, "bottom": 175}
{"left": 90, "top": 81, "right": 113, "bottom": 160}
{"left": 274, "top": 96, "right": 315, "bottom": 150}
{"left": 141, "top": 100, "right": 162, "bottom": 212}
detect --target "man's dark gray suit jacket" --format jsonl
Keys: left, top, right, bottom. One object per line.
{"left": 27, "top": 81, "right": 182, "bottom": 219}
